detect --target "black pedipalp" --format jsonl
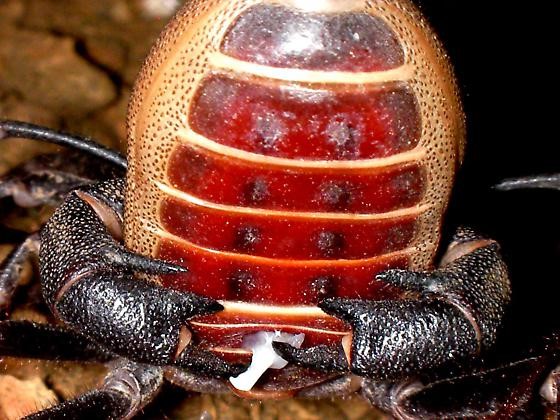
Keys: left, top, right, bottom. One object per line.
{"left": 376, "top": 238, "right": 510, "bottom": 351}
{"left": 39, "top": 178, "right": 228, "bottom": 371}
{"left": 56, "top": 274, "right": 220, "bottom": 365}
{"left": 321, "top": 298, "right": 479, "bottom": 380}
{"left": 279, "top": 228, "right": 510, "bottom": 382}
{"left": 0, "top": 150, "right": 125, "bottom": 314}
{"left": 273, "top": 342, "right": 349, "bottom": 373}
{"left": 175, "top": 346, "right": 248, "bottom": 378}
{"left": 40, "top": 178, "right": 185, "bottom": 306}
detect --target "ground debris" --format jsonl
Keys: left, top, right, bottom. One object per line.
{"left": 0, "top": 375, "right": 57, "bottom": 420}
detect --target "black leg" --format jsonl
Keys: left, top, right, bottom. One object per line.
{"left": 0, "top": 151, "right": 125, "bottom": 314}
{"left": 495, "top": 173, "right": 560, "bottom": 191}
{"left": 0, "top": 227, "right": 34, "bottom": 314}
{"left": 0, "top": 151, "right": 124, "bottom": 208}
{"left": 0, "top": 152, "right": 123, "bottom": 316}
{"left": 175, "top": 346, "right": 247, "bottom": 378}
{"left": 278, "top": 227, "right": 511, "bottom": 380}
{"left": 0, "top": 320, "right": 112, "bottom": 362}
{"left": 361, "top": 353, "right": 558, "bottom": 419}
{"left": 164, "top": 367, "right": 229, "bottom": 394}
{"left": 39, "top": 178, "right": 241, "bottom": 377}
{"left": 0, "top": 120, "right": 126, "bottom": 169}
{"left": 0, "top": 233, "right": 39, "bottom": 317}
{"left": 25, "top": 361, "right": 164, "bottom": 420}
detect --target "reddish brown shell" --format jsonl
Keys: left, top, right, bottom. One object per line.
{"left": 125, "top": 0, "right": 465, "bottom": 394}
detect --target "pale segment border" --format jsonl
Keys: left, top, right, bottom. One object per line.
{"left": 124, "top": 0, "right": 463, "bottom": 302}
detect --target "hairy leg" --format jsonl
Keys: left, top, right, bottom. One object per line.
{"left": 25, "top": 360, "right": 164, "bottom": 420}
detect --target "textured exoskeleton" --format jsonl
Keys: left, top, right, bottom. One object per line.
{"left": 4, "top": 0, "right": 555, "bottom": 418}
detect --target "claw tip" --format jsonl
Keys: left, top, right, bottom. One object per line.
{"left": 169, "top": 264, "right": 188, "bottom": 274}
{"left": 318, "top": 297, "right": 340, "bottom": 314}
{"left": 204, "top": 300, "right": 224, "bottom": 314}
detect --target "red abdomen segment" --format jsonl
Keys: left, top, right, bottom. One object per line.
{"left": 155, "top": 4, "right": 427, "bottom": 356}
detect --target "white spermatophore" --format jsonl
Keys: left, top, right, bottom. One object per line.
{"left": 229, "top": 331, "right": 305, "bottom": 392}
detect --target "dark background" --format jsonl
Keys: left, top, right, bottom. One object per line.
{"left": 417, "top": 1, "right": 558, "bottom": 352}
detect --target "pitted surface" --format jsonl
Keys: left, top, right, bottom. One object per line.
{"left": 125, "top": 0, "right": 465, "bottom": 274}
{"left": 39, "top": 179, "right": 126, "bottom": 308}
{"left": 123, "top": 0, "right": 466, "bottom": 374}
{"left": 435, "top": 243, "right": 511, "bottom": 349}
{"left": 39, "top": 178, "right": 222, "bottom": 365}
{"left": 342, "top": 299, "right": 479, "bottom": 379}
{"left": 220, "top": 4, "right": 405, "bottom": 71}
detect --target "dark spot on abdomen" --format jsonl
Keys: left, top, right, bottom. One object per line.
{"left": 234, "top": 226, "right": 262, "bottom": 252}
{"left": 316, "top": 231, "right": 346, "bottom": 258}
{"left": 318, "top": 182, "right": 353, "bottom": 211}
{"left": 310, "top": 275, "right": 337, "bottom": 300}
{"left": 326, "top": 116, "right": 362, "bottom": 159}
{"left": 242, "top": 178, "right": 269, "bottom": 205}
{"left": 229, "top": 269, "right": 257, "bottom": 300}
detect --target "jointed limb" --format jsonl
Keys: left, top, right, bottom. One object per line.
{"left": 0, "top": 151, "right": 124, "bottom": 208}
{"left": 25, "top": 361, "right": 164, "bottom": 420}
{"left": 39, "top": 178, "right": 241, "bottom": 377}
{"left": 1, "top": 123, "right": 126, "bottom": 314}
{"left": 0, "top": 320, "right": 112, "bottom": 362}
{"left": 0, "top": 120, "right": 126, "bottom": 169}
{"left": 278, "top": 227, "right": 511, "bottom": 379}
{"left": 0, "top": 233, "right": 39, "bottom": 317}
{"left": 495, "top": 173, "right": 560, "bottom": 191}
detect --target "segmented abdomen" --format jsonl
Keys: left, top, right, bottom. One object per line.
{"left": 154, "top": 4, "right": 428, "bottom": 356}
